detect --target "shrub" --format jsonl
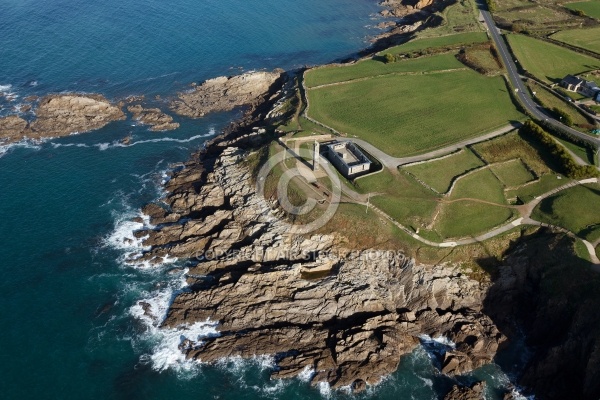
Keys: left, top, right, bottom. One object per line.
{"left": 551, "top": 107, "right": 574, "bottom": 127}
{"left": 384, "top": 53, "right": 395, "bottom": 64}
{"left": 521, "top": 120, "right": 599, "bottom": 179}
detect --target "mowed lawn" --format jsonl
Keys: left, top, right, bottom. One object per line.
{"left": 565, "top": 0, "right": 600, "bottom": 19}
{"left": 552, "top": 27, "right": 600, "bottom": 54}
{"left": 506, "top": 34, "right": 600, "bottom": 82}
{"left": 307, "top": 70, "right": 523, "bottom": 157}
{"left": 304, "top": 53, "right": 464, "bottom": 88}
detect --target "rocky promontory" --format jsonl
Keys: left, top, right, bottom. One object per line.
{"left": 0, "top": 94, "right": 125, "bottom": 145}
{"left": 132, "top": 142, "right": 504, "bottom": 391}
{"left": 380, "top": 0, "right": 437, "bottom": 18}
{"left": 170, "top": 71, "right": 282, "bottom": 118}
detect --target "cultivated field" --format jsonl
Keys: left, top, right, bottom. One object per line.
{"left": 551, "top": 26, "right": 600, "bottom": 54}
{"left": 506, "top": 34, "right": 600, "bottom": 82}
{"left": 495, "top": 0, "right": 588, "bottom": 32}
{"left": 565, "top": 0, "right": 600, "bottom": 19}
{"left": 306, "top": 69, "right": 523, "bottom": 157}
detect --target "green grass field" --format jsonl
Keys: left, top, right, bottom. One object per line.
{"left": 404, "top": 149, "right": 484, "bottom": 193}
{"left": 565, "top": 0, "right": 600, "bottom": 19}
{"left": 353, "top": 167, "right": 440, "bottom": 229}
{"left": 552, "top": 27, "right": 600, "bottom": 54}
{"left": 449, "top": 167, "right": 508, "bottom": 204}
{"left": 379, "top": 32, "right": 489, "bottom": 56}
{"left": 532, "top": 183, "right": 600, "bottom": 241}
{"left": 436, "top": 201, "right": 515, "bottom": 238}
{"left": 491, "top": 159, "right": 536, "bottom": 187}
{"left": 506, "top": 34, "right": 600, "bottom": 83}
{"left": 372, "top": 194, "right": 439, "bottom": 230}
{"left": 304, "top": 53, "right": 465, "bottom": 88}
{"left": 307, "top": 69, "right": 523, "bottom": 157}
{"left": 506, "top": 174, "right": 572, "bottom": 203}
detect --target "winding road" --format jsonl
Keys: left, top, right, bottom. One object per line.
{"left": 480, "top": 5, "right": 600, "bottom": 153}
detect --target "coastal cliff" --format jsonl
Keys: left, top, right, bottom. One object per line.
{"left": 129, "top": 69, "right": 600, "bottom": 398}
{"left": 133, "top": 144, "right": 504, "bottom": 391}
{"left": 485, "top": 232, "right": 600, "bottom": 400}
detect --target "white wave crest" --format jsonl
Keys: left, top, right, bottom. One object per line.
{"left": 0, "top": 140, "right": 42, "bottom": 158}
{"left": 297, "top": 365, "right": 315, "bottom": 382}
{"left": 129, "top": 275, "right": 220, "bottom": 376}
{"left": 51, "top": 132, "right": 212, "bottom": 152}
{"left": 317, "top": 381, "right": 332, "bottom": 398}
{"left": 419, "top": 334, "right": 456, "bottom": 349}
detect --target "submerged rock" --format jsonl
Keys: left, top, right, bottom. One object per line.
{"left": 127, "top": 104, "right": 179, "bottom": 131}
{"left": 444, "top": 381, "right": 486, "bottom": 400}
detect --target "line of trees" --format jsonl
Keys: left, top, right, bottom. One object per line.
{"left": 521, "top": 120, "right": 599, "bottom": 179}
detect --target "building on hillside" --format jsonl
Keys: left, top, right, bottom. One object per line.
{"left": 582, "top": 80, "right": 600, "bottom": 98}
{"left": 560, "top": 75, "right": 600, "bottom": 98}
{"left": 325, "top": 141, "right": 371, "bottom": 178}
{"left": 561, "top": 75, "right": 584, "bottom": 92}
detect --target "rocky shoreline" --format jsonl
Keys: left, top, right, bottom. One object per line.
{"left": 2, "top": 0, "right": 598, "bottom": 397}
{"left": 133, "top": 143, "right": 504, "bottom": 392}
{"left": 121, "top": 74, "right": 506, "bottom": 396}
{"left": 127, "top": 64, "right": 600, "bottom": 399}
{"left": 169, "top": 71, "right": 283, "bottom": 118}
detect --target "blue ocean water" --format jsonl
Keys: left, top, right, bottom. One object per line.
{"left": 0, "top": 1, "right": 524, "bottom": 398}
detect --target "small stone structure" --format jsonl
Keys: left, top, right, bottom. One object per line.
{"left": 326, "top": 141, "right": 371, "bottom": 177}
{"left": 313, "top": 140, "right": 320, "bottom": 171}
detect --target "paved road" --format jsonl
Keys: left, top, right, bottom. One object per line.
{"left": 480, "top": 7, "right": 600, "bottom": 152}
{"left": 347, "top": 123, "right": 520, "bottom": 170}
